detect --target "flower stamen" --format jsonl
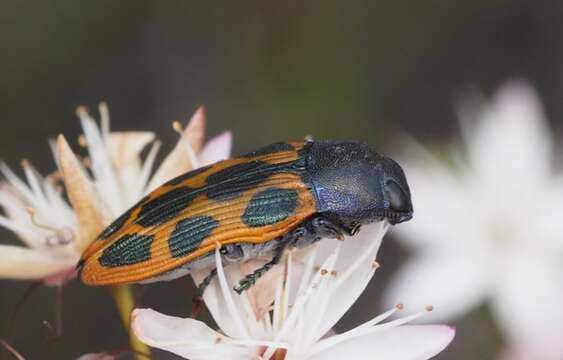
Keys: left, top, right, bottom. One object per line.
{"left": 26, "top": 208, "right": 74, "bottom": 246}
{"left": 26, "top": 208, "right": 58, "bottom": 232}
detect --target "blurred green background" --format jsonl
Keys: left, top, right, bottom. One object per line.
{"left": 1, "top": 1, "right": 563, "bottom": 359}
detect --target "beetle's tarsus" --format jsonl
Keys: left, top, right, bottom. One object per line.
{"left": 310, "top": 216, "right": 349, "bottom": 238}
{"left": 233, "top": 244, "right": 286, "bottom": 294}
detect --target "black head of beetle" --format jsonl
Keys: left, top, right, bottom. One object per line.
{"left": 306, "top": 140, "right": 413, "bottom": 228}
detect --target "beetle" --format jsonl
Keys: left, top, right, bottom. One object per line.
{"left": 77, "top": 139, "right": 413, "bottom": 294}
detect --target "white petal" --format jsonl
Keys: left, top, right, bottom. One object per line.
{"left": 527, "top": 182, "right": 563, "bottom": 249}
{"left": 0, "top": 245, "right": 75, "bottom": 280}
{"left": 308, "top": 325, "right": 454, "bottom": 360}
{"left": 148, "top": 108, "right": 206, "bottom": 190}
{"left": 132, "top": 308, "right": 253, "bottom": 360}
{"left": 78, "top": 113, "right": 124, "bottom": 215}
{"left": 383, "top": 251, "right": 489, "bottom": 322}
{"left": 198, "top": 131, "right": 233, "bottom": 166}
{"left": 105, "top": 132, "right": 156, "bottom": 204}
{"left": 0, "top": 185, "right": 43, "bottom": 249}
{"left": 308, "top": 223, "right": 388, "bottom": 339}
{"left": 394, "top": 163, "right": 480, "bottom": 248}
{"left": 491, "top": 251, "right": 563, "bottom": 354}
{"left": 459, "top": 80, "right": 552, "bottom": 189}
{"left": 0, "top": 162, "right": 37, "bottom": 206}
{"left": 105, "top": 132, "right": 155, "bottom": 170}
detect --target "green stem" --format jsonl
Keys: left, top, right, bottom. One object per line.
{"left": 110, "top": 285, "right": 151, "bottom": 360}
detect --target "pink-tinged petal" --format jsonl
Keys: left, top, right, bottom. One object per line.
{"left": 499, "top": 344, "right": 563, "bottom": 360}
{"left": 383, "top": 251, "right": 489, "bottom": 322}
{"left": 308, "top": 325, "right": 454, "bottom": 360}
{"left": 0, "top": 245, "right": 75, "bottom": 280}
{"left": 148, "top": 108, "right": 206, "bottom": 190}
{"left": 198, "top": 131, "right": 232, "bottom": 166}
{"left": 76, "top": 353, "right": 115, "bottom": 360}
{"left": 132, "top": 308, "right": 252, "bottom": 360}
{"left": 242, "top": 260, "right": 287, "bottom": 321}
{"left": 491, "top": 252, "right": 563, "bottom": 355}
{"left": 185, "top": 106, "right": 206, "bottom": 153}
{"left": 57, "top": 135, "right": 107, "bottom": 253}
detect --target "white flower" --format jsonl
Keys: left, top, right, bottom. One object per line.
{"left": 383, "top": 80, "right": 563, "bottom": 358}
{"left": 132, "top": 222, "right": 455, "bottom": 360}
{"left": 0, "top": 104, "right": 232, "bottom": 283}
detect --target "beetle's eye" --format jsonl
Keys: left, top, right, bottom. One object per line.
{"left": 385, "top": 180, "right": 409, "bottom": 212}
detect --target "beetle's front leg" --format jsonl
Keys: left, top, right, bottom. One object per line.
{"left": 233, "top": 244, "right": 286, "bottom": 294}
{"left": 310, "top": 216, "right": 361, "bottom": 239}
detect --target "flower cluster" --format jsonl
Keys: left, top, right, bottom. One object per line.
{"left": 0, "top": 104, "right": 231, "bottom": 285}
{"left": 384, "top": 80, "right": 563, "bottom": 359}
{"left": 133, "top": 222, "right": 454, "bottom": 360}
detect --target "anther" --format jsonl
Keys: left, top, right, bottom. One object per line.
{"left": 172, "top": 121, "right": 184, "bottom": 135}
{"left": 82, "top": 157, "right": 92, "bottom": 168}
{"left": 396, "top": 303, "right": 404, "bottom": 310}
{"left": 46, "top": 171, "right": 62, "bottom": 183}
{"left": 320, "top": 269, "right": 328, "bottom": 275}
{"left": 78, "top": 135, "right": 87, "bottom": 147}
{"left": 75, "top": 105, "right": 88, "bottom": 118}
{"left": 99, "top": 101, "right": 109, "bottom": 113}
{"left": 425, "top": 304, "right": 434, "bottom": 312}
{"left": 46, "top": 227, "right": 75, "bottom": 247}
{"left": 372, "top": 260, "right": 380, "bottom": 269}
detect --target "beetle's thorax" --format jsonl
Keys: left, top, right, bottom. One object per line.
{"left": 305, "top": 140, "right": 412, "bottom": 226}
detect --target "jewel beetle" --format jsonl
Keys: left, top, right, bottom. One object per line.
{"left": 78, "top": 139, "right": 413, "bottom": 293}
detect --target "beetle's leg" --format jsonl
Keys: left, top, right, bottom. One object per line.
{"left": 220, "top": 244, "right": 244, "bottom": 262}
{"left": 310, "top": 216, "right": 362, "bottom": 238}
{"left": 233, "top": 244, "right": 286, "bottom": 294}
{"left": 191, "top": 268, "right": 217, "bottom": 318}
{"left": 310, "top": 216, "right": 346, "bottom": 239}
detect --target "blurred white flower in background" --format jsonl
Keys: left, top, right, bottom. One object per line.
{"left": 133, "top": 222, "right": 455, "bottom": 360}
{"left": 0, "top": 104, "right": 231, "bottom": 284}
{"left": 383, "top": 80, "right": 563, "bottom": 359}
